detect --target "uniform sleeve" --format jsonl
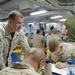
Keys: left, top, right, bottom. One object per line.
{"left": 19, "top": 31, "right": 30, "bottom": 55}
{"left": 46, "top": 36, "right": 51, "bottom": 47}
{"left": 0, "top": 31, "right": 6, "bottom": 70}
{"left": 72, "top": 45, "right": 75, "bottom": 59}
{"left": 60, "top": 43, "right": 75, "bottom": 62}
{"left": 41, "top": 36, "right": 47, "bottom": 47}
{"left": 0, "top": 69, "right": 5, "bottom": 75}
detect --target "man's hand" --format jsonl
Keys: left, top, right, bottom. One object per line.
{"left": 62, "top": 25, "right": 67, "bottom": 35}
{"left": 55, "top": 62, "right": 67, "bottom": 69}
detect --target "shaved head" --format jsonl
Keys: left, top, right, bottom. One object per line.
{"left": 22, "top": 48, "right": 46, "bottom": 72}
{"left": 27, "top": 48, "right": 45, "bottom": 63}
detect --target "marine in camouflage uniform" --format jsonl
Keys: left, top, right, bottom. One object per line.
{"left": 49, "top": 43, "right": 75, "bottom": 63}
{"left": 0, "top": 48, "right": 46, "bottom": 75}
{"left": 0, "top": 23, "right": 30, "bottom": 70}
{"left": 0, "top": 62, "right": 40, "bottom": 75}
{"left": 33, "top": 34, "right": 46, "bottom": 48}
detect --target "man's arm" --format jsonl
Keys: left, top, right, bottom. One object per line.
{"left": 55, "top": 62, "right": 67, "bottom": 69}
{"left": 0, "top": 32, "right": 6, "bottom": 70}
{"left": 62, "top": 25, "right": 67, "bottom": 35}
{"left": 19, "top": 31, "right": 30, "bottom": 55}
{"left": 41, "top": 37, "right": 46, "bottom": 48}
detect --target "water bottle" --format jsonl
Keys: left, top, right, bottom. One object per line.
{"left": 67, "top": 59, "right": 75, "bottom": 75}
{"left": 44, "top": 58, "right": 52, "bottom": 75}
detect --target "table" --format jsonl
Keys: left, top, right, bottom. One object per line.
{"left": 42, "top": 64, "right": 68, "bottom": 75}
{"left": 52, "top": 64, "right": 68, "bottom": 75}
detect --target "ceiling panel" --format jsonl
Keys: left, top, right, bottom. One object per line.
{"left": 0, "top": 0, "right": 74, "bottom": 22}
{"left": 56, "top": 0, "right": 75, "bottom": 6}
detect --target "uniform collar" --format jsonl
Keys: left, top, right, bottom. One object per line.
{"left": 10, "top": 62, "right": 36, "bottom": 71}
{"left": 5, "top": 24, "right": 11, "bottom": 40}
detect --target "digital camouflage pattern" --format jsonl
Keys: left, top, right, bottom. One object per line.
{"left": 0, "top": 23, "right": 30, "bottom": 70}
{"left": 0, "top": 62, "right": 40, "bottom": 75}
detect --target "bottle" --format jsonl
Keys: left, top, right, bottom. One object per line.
{"left": 44, "top": 58, "right": 52, "bottom": 75}
{"left": 67, "top": 59, "right": 74, "bottom": 75}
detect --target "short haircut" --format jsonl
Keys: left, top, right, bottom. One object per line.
{"left": 48, "top": 39, "right": 60, "bottom": 52}
{"left": 36, "top": 29, "right": 42, "bottom": 34}
{"left": 27, "top": 48, "right": 45, "bottom": 63}
{"left": 25, "top": 33, "right": 29, "bottom": 36}
{"left": 8, "top": 10, "right": 24, "bottom": 20}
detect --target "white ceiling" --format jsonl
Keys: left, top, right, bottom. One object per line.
{"left": 0, "top": 0, "right": 74, "bottom": 23}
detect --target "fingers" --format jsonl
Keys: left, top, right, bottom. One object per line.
{"left": 55, "top": 63, "right": 61, "bottom": 69}
{"left": 55, "top": 62, "right": 67, "bottom": 69}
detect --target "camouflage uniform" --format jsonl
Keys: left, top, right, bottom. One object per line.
{"left": 46, "top": 34, "right": 61, "bottom": 47}
{"left": 33, "top": 34, "right": 46, "bottom": 48}
{"left": 0, "top": 62, "right": 40, "bottom": 75}
{"left": 69, "top": 42, "right": 75, "bottom": 46}
{"left": 0, "top": 23, "right": 30, "bottom": 70}
{"left": 49, "top": 43, "right": 75, "bottom": 63}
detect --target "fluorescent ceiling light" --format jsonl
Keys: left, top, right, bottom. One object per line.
{"left": 30, "top": 10, "right": 47, "bottom": 16}
{"left": 51, "top": 15, "right": 63, "bottom": 19}
{"left": 59, "top": 19, "right": 66, "bottom": 21}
